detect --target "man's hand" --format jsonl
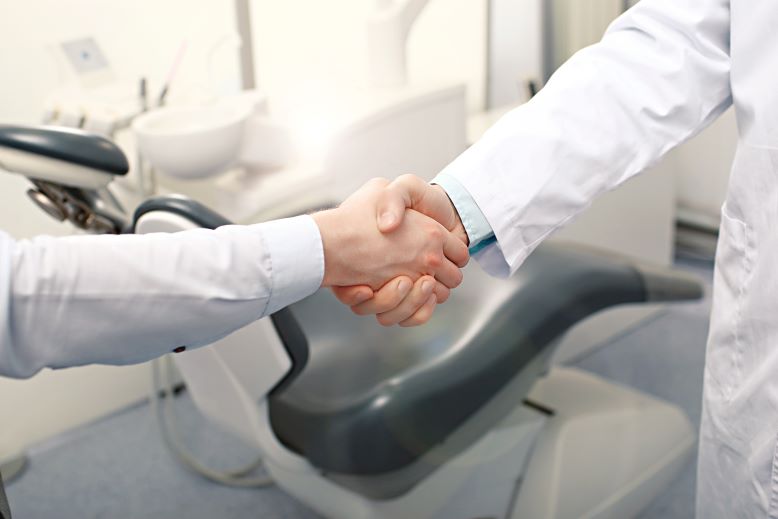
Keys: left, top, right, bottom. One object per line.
{"left": 313, "top": 178, "right": 468, "bottom": 291}
{"left": 331, "top": 174, "right": 468, "bottom": 325}
{"left": 337, "top": 274, "right": 439, "bottom": 327}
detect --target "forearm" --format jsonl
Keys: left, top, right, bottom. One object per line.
{"left": 0, "top": 216, "right": 323, "bottom": 378}
{"left": 442, "top": 0, "right": 731, "bottom": 274}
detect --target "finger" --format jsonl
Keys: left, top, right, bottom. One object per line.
{"left": 443, "top": 230, "right": 470, "bottom": 268}
{"left": 391, "top": 174, "right": 430, "bottom": 206}
{"left": 433, "top": 282, "right": 450, "bottom": 304}
{"left": 376, "top": 188, "right": 410, "bottom": 233}
{"left": 399, "top": 294, "right": 438, "bottom": 327}
{"left": 352, "top": 277, "right": 413, "bottom": 316}
{"left": 331, "top": 286, "right": 374, "bottom": 306}
{"left": 364, "top": 177, "right": 390, "bottom": 190}
{"left": 392, "top": 176, "right": 458, "bottom": 230}
{"left": 376, "top": 276, "right": 436, "bottom": 326}
{"left": 430, "top": 253, "right": 464, "bottom": 289}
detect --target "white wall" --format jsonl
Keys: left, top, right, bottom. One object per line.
{"left": 249, "top": 0, "right": 487, "bottom": 112}
{"left": 0, "top": 0, "right": 489, "bottom": 459}
{"left": 487, "top": 0, "right": 543, "bottom": 107}
{"left": 0, "top": 0, "right": 243, "bottom": 461}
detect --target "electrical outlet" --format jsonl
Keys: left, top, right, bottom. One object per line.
{"left": 61, "top": 37, "right": 110, "bottom": 75}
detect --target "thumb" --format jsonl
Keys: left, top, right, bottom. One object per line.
{"left": 376, "top": 188, "right": 409, "bottom": 233}
{"left": 376, "top": 174, "right": 430, "bottom": 233}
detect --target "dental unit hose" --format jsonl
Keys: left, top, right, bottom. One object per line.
{"left": 150, "top": 356, "right": 273, "bottom": 488}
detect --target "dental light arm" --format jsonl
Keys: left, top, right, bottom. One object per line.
{"left": 367, "top": 0, "right": 431, "bottom": 87}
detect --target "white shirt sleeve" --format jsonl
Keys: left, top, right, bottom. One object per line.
{"left": 0, "top": 215, "right": 324, "bottom": 378}
{"left": 439, "top": 0, "right": 732, "bottom": 277}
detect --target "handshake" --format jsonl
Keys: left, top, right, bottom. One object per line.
{"left": 312, "top": 175, "right": 469, "bottom": 327}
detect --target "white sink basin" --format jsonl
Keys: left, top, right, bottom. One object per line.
{"left": 133, "top": 102, "right": 251, "bottom": 180}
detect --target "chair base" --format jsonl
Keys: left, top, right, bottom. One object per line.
{"left": 513, "top": 367, "right": 695, "bottom": 519}
{"left": 261, "top": 367, "right": 693, "bottom": 519}
{"left": 0, "top": 452, "right": 28, "bottom": 484}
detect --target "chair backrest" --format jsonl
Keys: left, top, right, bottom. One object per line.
{"left": 0, "top": 125, "right": 128, "bottom": 189}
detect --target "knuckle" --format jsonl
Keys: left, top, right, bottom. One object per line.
{"left": 390, "top": 295, "right": 406, "bottom": 310}
{"left": 444, "top": 277, "right": 461, "bottom": 290}
{"left": 403, "top": 299, "right": 436, "bottom": 327}
{"left": 399, "top": 314, "right": 420, "bottom": 327}
{"left": 418, "top": 307, "right": 434, "bottom": 323}
{"left": 401, "top": 312, "right": 427, "bottom": 328}
{"left": 397, "top": 173, "right": 418, "bottom": 185}
{"left": 427, "top": 226, "right": 444, "bottom": 242}
{"left": 371, "top": 301, "right": 392, "bottom": 314}
{"left": 424, "top": 252, "right": 443, "bottom": 269}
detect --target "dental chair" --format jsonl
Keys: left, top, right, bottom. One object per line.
{"left": 0, "top": 125, "right": 701, "bottom": 519}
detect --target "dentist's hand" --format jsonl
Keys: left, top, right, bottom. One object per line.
{"left": 375, "top": 174, "right": 467, "bottom": 245}
{"left": 313, "top": 178, "right": 468, "bottom": 291}
{"left": 332, "top": 174, "right": 468, "bottom": 324}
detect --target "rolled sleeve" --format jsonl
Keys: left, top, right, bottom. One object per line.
{"left": 431, "top": 172, "right": 511, "bottom": 277}
{"left": 431, "top": 172, "right": 495, "bottom": 251}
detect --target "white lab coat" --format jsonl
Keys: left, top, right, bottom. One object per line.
{"left": 441, "top": 0, "right": 775, "bottom": 516}
{"left": 0, "top": 216, "right": 323, "bottom": 378}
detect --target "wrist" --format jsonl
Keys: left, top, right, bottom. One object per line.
{"left": 431, "top": 184, "right": 468, "bottom": 246}
{"left": 312, "top": 208, "right": 355, "bottom": 287}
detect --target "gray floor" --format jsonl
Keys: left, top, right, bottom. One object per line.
{"left": 581, "top": 257, "right": 713, "bottom": 519}
{"left": 5, "top": 258, "right": 714, "bottom": 519}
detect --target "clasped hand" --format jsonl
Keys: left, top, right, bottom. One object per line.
{"left": 313, "top": 176, "right": 467, "bottom": 327}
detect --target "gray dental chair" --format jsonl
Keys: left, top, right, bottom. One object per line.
{"left": 0, "top": 125, "right": 702, "bottom": 519}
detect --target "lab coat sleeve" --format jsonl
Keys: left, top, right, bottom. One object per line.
{"left": 0, "top": 215, "right": 324, "bottom": 378}
{"left": 439, "top": 0, "right": 732, "bottom": 277}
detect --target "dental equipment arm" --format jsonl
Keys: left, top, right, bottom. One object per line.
{"left": 367, "top": 0, "right": 430, "bottom": 87}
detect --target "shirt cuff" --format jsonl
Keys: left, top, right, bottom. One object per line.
{"left": 431, "top": 172, "right": 496, "bottom": 252}
{"left": 258, "top": 215, "right": 324, "bottom": 314}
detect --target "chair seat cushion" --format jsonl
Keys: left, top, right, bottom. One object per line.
{"left": 268, "top": 243, "right": 649, "bottom": 476}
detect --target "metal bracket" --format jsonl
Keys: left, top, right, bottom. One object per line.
{"left": 26, "top": 180, "right": 124, "bottom": 234}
